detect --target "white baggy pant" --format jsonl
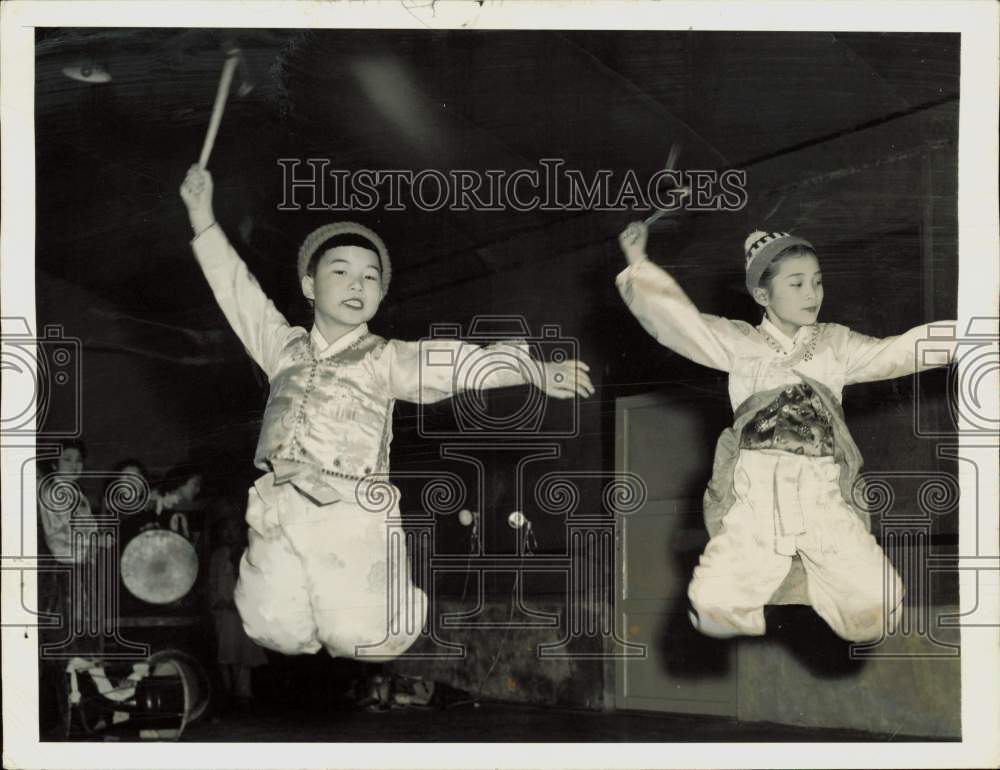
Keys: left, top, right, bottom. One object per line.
{"left": 688, "top": 449, "right": 904, "bottom": 643}
{"left": 233, "top": 475, "right": 428, "bottom": 660}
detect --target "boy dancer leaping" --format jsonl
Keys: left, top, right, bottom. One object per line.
{"left": 181, "top": 166, "right": 594, "bottom": 660}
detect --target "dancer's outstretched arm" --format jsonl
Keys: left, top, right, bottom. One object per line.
{"left": 181, "top": 165, "right": 293, "bottom": 379}
{"left": 379, "top": 338, "right": 594, "bottom": 404}
{"left": 843, "top": 322, "right": 958, "bottom": 385}
{"left": 617, "top": 221, "right": 750, "bottom": 373}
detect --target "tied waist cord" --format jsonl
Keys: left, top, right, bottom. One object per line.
{"left": 772, "top": 454, "right": 808, "bottom": 556}
{"left": 251, "top": 465, "right": 343, "bottom": 534}
{"left": 269, "top": 460, "right": 342, "bottom": 506}
{"left": 746, "top": 451, "right": 837, "bottom": 556}
{"left": 253, "top": 462, "right": 400, "bottom": 528}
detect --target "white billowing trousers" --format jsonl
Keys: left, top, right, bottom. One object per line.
{"left": 688, "top": 449, "right": 904, "bottom": 643}
{"left": 233, "top": 475, "right": 428, "bottom": 660}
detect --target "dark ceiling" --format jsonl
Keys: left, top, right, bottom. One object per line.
{"left": 35, "top": 28, "right": 959, "bottom": 328}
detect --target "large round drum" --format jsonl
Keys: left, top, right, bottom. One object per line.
{"left": 121, "top": 529, "right": 198, "bottom": 605}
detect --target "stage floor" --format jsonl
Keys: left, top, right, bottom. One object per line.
{"left": 171, "top": 700, "right": 941, "bottom": 743}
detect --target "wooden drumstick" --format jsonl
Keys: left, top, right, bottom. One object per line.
{"left": 198, "top": 48, "right": 241, "bottom": 169}
{"left": 664, "top": 141, "right": 681, "bottom": 175}
{"left": 644, "top": 142, "right": 686, "bottom": 226}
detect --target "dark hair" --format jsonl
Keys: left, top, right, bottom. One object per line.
{"left": 306, "top": 234, "right": 382, "bottom": 277}
{"left": 158, "top": 462, "right": 205, "bottom": 495}
{"left": 112, "top": 458, "right": 148, "bottom": 478}
{"left": 758, "top": 244, "right": 818, "bottom": 291}
{"left": 58, "top": 438, "right": 88, "bottom": 461}
{"left": 44, "top": 438, "right": 87, "bottom": 474}
{"left": 104, "top": 459, "right": 150, "bottom": 516}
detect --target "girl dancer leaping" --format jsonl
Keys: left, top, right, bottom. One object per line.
{"left": 617, "top": 222, "right": 956, "bottom": 642}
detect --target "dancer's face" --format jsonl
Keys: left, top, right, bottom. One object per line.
{"left": 178, "top": 475, "right": 202, "bottom": 503}
{"left": 754, "top": 253, "right": 824, "bottom": 333}
{"left": 57, "top": 447, "right": 84, "bottom": 482}
{"left": 302, "top": 247, "right": 383, "bottom": 333}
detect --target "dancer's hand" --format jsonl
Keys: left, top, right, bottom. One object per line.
{"left": 180, "top": 164, "right": 216, "bottom": 235}
{"left": 619, "top": 221, "right": 648, "bottom": 266}
{"left": 538, "top": 359, "right": 595, "bottom": 399}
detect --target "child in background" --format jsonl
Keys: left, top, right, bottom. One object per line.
{"left": 150, "top": 464, "right": 205, "bottom": 543}
{"left": 37, "top": 439, "right": 99, "bottom": 729}
{"left": 617, "top": 222, "right": 956, "bottom": 642}
{"left": 38, "top": 439, "right": 99, "bottom": 566}
{"left": 209, "top": 515, "right": 267, "bottom": 710}
{"left": 105, "top": 458, "right": 153, "bottom": 540}
{"left": 180, "top": 165, "right": 593, "bottom": 661}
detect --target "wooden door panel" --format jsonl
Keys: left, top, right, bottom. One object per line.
{"left": 614, "top": 388, "right": 738, "bottom": 716}
{"left": 620, "top": 609, "right": 737, "bottom": 715}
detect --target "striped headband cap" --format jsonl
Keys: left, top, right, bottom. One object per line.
{"left": 297, "top": 222, "right": 391, "bottom": 295}
{"left": 743, "top": 230, "right": 814, "bottom": 294}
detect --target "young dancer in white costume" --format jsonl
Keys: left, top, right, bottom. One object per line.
{"left": 617, "top": 222, "right": 956, "bottom": 642}
{"left": 180, "top": 166, "right": 594, "bottom": 660}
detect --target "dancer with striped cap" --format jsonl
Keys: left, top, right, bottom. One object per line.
{"left": 617, "top": 221, "right": 957, "bottom": 642}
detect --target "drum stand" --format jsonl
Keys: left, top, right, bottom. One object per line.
{"left": 57, "top": 648, "right": 210, "bottom": 740}
{"left": 42, "top": 519, "right": 212, "bottom": 740}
